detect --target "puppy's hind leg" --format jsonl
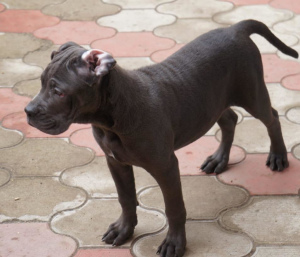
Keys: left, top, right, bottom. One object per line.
{"left": 201, "top": 108, "right": 238, "bottom": 174}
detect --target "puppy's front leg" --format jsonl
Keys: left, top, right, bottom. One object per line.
{"left": 102, "top": 156, "right": 138, "bottom": 246}
{"left": 152, "top": 154, "right": 187, "bottom": 257}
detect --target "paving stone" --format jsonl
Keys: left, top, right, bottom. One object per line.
{"left": 62, "top": 156, "right": 157, "bottom": 198}
{"left": 1, "top": 0, "right": 63, "bottom": 9}
{"left": 293, "top": 144, "right": 300, "bottom": 160}
{"left": 0, "top": 177, "right": 86, "bottom": 222}
{"left": 221, "top": 196, "right": 300, "bottom": 244}
{"left": 0, "top": 4, "right": 5, "bottom": 12}
{"left": 2, "top": 111, "right": 90, "bottom": 138}
{"left": 250, "top": 31, "right": 297, "bottom": 54}
{"left": 218, "top": 153, "right": 300, "bottom": 195}
{"left": 262, "top": 55, "right": 300, "bottom": 83}
{"left": 139, "top": 176, "right": 248, "bottom": 219}
{"left": 0, "top": 88, "right": 31, "bottom": 120}
{"left": 97, "top": 10, "right": 175, "bottom": 32}
{"left": 0, "top": 138, "right": 94, "bottom": 176}
{"left": 133, "top": 221, "right": 252, "bottom": 257}
{"left": 70, "top": 127, "right": 104, "bottom": 156}
{"left": 271, "top": 0, "right": 300, "bottom": 13}
{"left": 0, "top": 59, "right": 42, "bottom": 87}
{"left": 287, "top": 107, "right": 300, "bottom": 124}
{"left": 175, "top": 136, "right": 246, "bottom": 175}
{"left": 116, "top": 57, "right": 154, "bottom": 69}
{"left": 0, "top": 168, "right": 11, "bottom": 187}
{"left": 92, "top": 32, "right": 174, "bottom": 57}
{"left": 103, "top": 0, "right": 167, "bottom": 8}
{"left": 224, "top": 0, "right": 270, "bottom": 5}
{"left": 13, "top": 78, "right": 41, "bottom": 98}
{"left": 24, "top": 44, "right": 59, "bottom": 69}
{"left": 214, "top": 5, "right": 293, "bottom": 27}
{"left": 51, "top": 199, "right": 166, "bottom": 247}
{"left": 0, "top": 223, "right": 76, "bottom": 257}
{"left": 282, "top": 74, "right": 300, "bottom": 91}
{"left": 151, "top": 43, "right": 185, "bottom": 63}
{"left": 274, "top": 15, "right": 300, "bottom": 36}
{"left": 42, "top": 0, "right": 120, "bottom": 21}
{"left": 34, "top": 21, "right": 116, "bottom": 45}
{"left": 75, "top": 249, "right": 132, "bottom": 257}
{"left": 0, "top": 33, "right": 52, "bottom": 59}
{"left": 0, "top": 10, "right": 60, "bottom": 33}
{"left": 253, "top": 246, "right": 300, "bottom": 256}
{"left": 218, "top": 117, "right": 300, "bottom": 153}
{"left": 154, "top": 19, "right": 227, "bottom": 44}
{"left": 0, "top": 126, "right": 23, "bottom": 149}
{"left": 157, "top": 0, "right": 233, "bottom": 18}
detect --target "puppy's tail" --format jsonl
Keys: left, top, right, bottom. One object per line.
{"left": 236, "top": 19, "right": 298, "bottom": 59}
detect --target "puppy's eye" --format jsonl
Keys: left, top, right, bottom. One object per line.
{"left": 53, "top": 88, "right": 65, "bottom": 98}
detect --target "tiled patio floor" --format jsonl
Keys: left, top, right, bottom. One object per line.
{"left": 0, "top": 0, "right": 300, "bottom": 256}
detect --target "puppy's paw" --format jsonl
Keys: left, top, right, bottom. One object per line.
{"left": 157, "top": 230, "right": 186, "bottom": 257}
{"left": 266, "top": 152, "right": 289, "bottom": 171}
{"left": 201, "top": 153, "right": 229, "bottom": 174}
{"left": 102, "top": 214, "right": 137, "bottom": 246}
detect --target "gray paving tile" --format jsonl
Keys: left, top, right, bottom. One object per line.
{"left": 287, "top": 106, "right": 300, "bottom": 124}
{"left": 139, "top": 176, "right": 249, "bottom": 219}
{"left": 103, "top": 0, "right": 168, "bottom": 8}
{"left": 293, "top": 144, "right": 300, "bottom": 160}
{"left": 1, "top": 0, "right": 63, "bottom": 9}
{"left": 0, "top": 168, "right": 10, "bottom": 187}
{"left": 253, "top": 246, "right": 300, "bottom": 257}
{"left": 0, "top": 127, "right": 23, "bottom": 149}
{"left": 13, "top": 78, "right": 40, "bottom": 98}
{"left": 51, "top": 199, "right": 166, "bottom": 246}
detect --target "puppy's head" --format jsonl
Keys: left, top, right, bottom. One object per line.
{"left": 25, "top": 42, "right": 116, "bottom": 135}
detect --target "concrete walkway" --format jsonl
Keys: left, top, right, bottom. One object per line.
{"left": 0, "top": 0, "right": 300, "bottom": 256}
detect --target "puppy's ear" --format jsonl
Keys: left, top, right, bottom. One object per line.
{"left": 81, "top": 49, "right": 116, "bottom": 77}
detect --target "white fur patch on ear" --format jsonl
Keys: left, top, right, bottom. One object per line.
{"left": 82, "top": 49, "right": 116, "bottom": 77}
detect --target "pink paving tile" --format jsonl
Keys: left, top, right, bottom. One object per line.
{"left": 91, "top": 32, "right": 175, "bottom": 57}
{"left": 70, "top": 127, "right": 105, "bottom": 156}
{"left": 218, "top": 153, "right": 300, "bottom": 195}
{"left": 34, "top": 21, "right": 116, "bottom": 45}
{"left": 75, "top": 249, "right": 132, "bottom": 257}
{"left": 0, "top": 88, "right": 30, "bottom": 121}
{"left": 0, "top": 10, "right": 59, "bottom": 33}
{"left": 151, "top": 43, "right": 185, "bottom": 63}
{"left": 175, "top": 136, "right": 246, "bottom": 175}
{"left": 282, "top": 73, "right": 300, "bottom": 90}
{"left": 271, "top": 0, "right": 300, "bottom": 14}
{"left": 262, "top": 54, "right": 300, "bottom": 83}
{"left": 220, "top": 0, "right": 270, "bottom": 5}
{"left": 0, "top": 223, "right": 76, "bottom": 257}
{"left": 0, "top": 4, "right": 5, "bottom": 12}
{"left": 2, "top": 111, "right": 90, "bottom": 138}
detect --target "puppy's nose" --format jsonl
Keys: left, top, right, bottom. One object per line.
{"left": 24, "top": 104, "right": 39, "bottom": 117}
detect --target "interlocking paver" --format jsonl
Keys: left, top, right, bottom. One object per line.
{"left": 157, "top": 0, "right": 233, "bottom": 18}
{"left": 222, "top": 0, "right": 270, "bottom": 5}
{"left": 0, "top": 59, "right": 42, "bottom": 87}
{"left": 154, "top": 19, "right": 227, "bottom": 44}
{"left": 75, "top": 249, "right": 133, "bottom": 257}
{"left": 0, "top": 138, "right": 94, "bottom": 176}
{"left": 103, "top": 0, "right": 168, "bottom": 8}
{"left": 271, "top": 0, "right": 300, "bottom": 14}
{"left": 221, "top": 196, "right": 300, "bottom": 244}
{"left": 91, "top": 32, "right": 174, "bottom": 57}
{"left": 214, "top": 5, "right": 293, "bottom": 27}
{"left": 293, "top": 144, "right": 300, "bottom": 160}
{"left": 0, "top": 168, "right": 10, "bottom": 187}
{"left": 0, "top": 223, "right": 76, "bottom": 257}
{"left": 287, "top": 107, "right": 300, "bottom": 124}
{"left": 2, "top": 111, "right": 90, "bottom": 138}
{"left": 218, "top": 153, "right": 300, "bottom": 195}
{"left": 0, "top": 88, "right": 30, "bottom": 120}
{"left": 133, "top": 222, "right": 252, "bottom": 257}
{"left": 275, "top": 15, "right": 300, "bottom": 35}
{"left": 175, "top": 136, "right": 246, "bottom": 175}
{"left": 97, "top": 10, "right": 175, "bottom": 32}
{"left": 0, "top": 33, "right": 52, "bottom": 59}
{"left": 34, "top": 21, "right": 116, "bottom": 45}
{"left": 0, "top": 4, "right": 5, "bottom": 12}
{"left": 218, "top": 117, "right": 300, "bottom": 153}
{"left": 0, "top": 177, "right": 86, "bottom": 222}
{"left": 282, "top": 74, "right": 300, "bottom": 90}
{"left": 253, "top": 246, "right": 300, "bottom": 256}
{"left": 51, "top": 199, "right": 165, "bottom": 246}
{"left": 62, "top": 156, "right": 157, "bottom": 197}
{"left": 0, "top": 126, "right": 23, "bottom": 149}
{"left": 116, "top": 57, "right": 155, "bottom": 69}
{"left": 42, "top": 0, "right": 120, "bottom": 21}
{"left": 1, "top": 0, "right": 63, "bottom": 9}
{"left": 0, "top": 10, "right": 59, "bottom": 33}
{"left": 139, "top": 176, "right": 248, "bottom": 219}
{"left": 13, "top": 78, "right": 41, "bottom": 98}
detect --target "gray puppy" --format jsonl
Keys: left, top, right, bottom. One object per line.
{"left": 25, "top": 20, "right": 298, "bottom": 257}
